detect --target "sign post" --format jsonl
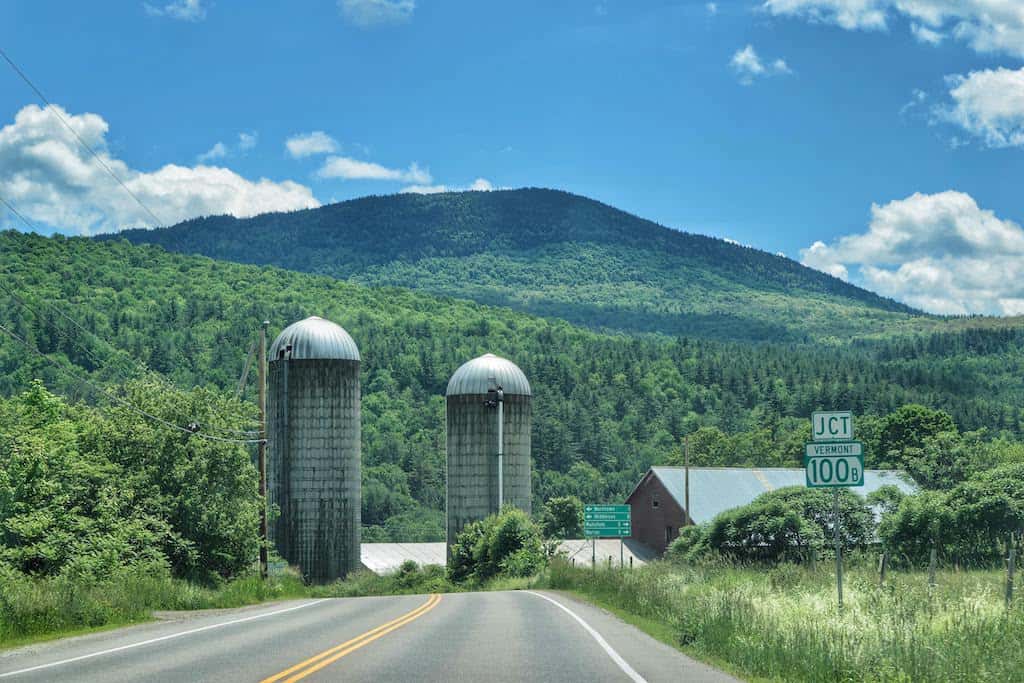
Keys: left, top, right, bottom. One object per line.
{"left": 806, "top": 411, "right": 863, "bottom": 609}
{"left": 584, "top": 505, "right": 631, "bottom": 569}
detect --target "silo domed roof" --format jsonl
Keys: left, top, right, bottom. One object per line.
{"left": 269, "top": 316, "right": 360, "bottom": 361}
{"left": 446, "top": 353, "right": 531, "bottom": 397}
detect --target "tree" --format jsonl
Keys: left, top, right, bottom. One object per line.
{"left": 763, "top": 487, "right": 875, "bottom": 552}
{"left": 876, "top": 405, "right": 956, "bottom": 468}
{"left": 538, "top": 496, "right": 583, "bottom": 539}
{"left": 878, "top": 491, "right": 955, "bottom": 565}
{"left": 901, "top": 430, "right": 999, "bottom": 490}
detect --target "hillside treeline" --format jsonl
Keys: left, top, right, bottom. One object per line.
{"left": 111, "top": 188, "right": 918, "bottom": 341}
{"left": 3, "top": 231, "right": 1024, "bottom": 541}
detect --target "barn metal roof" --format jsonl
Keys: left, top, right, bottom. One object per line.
{"left": 445, "top": 353, "right": 531, "bottom": 397}
{"left": 269, "top": 316, "right": 360, "bottom": 361}
{"left": 360, "top": 539, "right": 654, "bottom": 574}
{"left": 630, "top": 467, "right": 917, "bottom": 525}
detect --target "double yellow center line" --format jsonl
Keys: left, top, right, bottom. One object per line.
{"left": 260, "top": 594, "right": 441, "bottom": 683}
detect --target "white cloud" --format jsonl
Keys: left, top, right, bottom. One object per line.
{"left": 911, "top": 22, "right": 944, "bottom": 44}
{"left": 197, "top": 141, "right": 227, "bottom": 162}
{"left": 763, "top": 0, "right": 1024, "bottom": 58}
{"left": 195, "top": 131, "right": 257, "bottom": 162}
{"left": 935, "top": 66, "right": 1024, "bottom": 149}
{"left": 286, "top": 131, "right": 339, "bottom": 158}
{"left": 401, "top": 177, "right": 495, "bottom": 194}
{"left": 144, "top": 0, "right": 206, "bottom": 21}
{"left": 238, "top": 131, "right": 257, "bottom": 151}
{"left": 0, "top": 104, "right": 319, "bottom": 235}
{"left": 317, "top": 155, "right": 431, "bottom": 184}
{"left": 730, "top": 45, "right": 792, "bottom": 85}
{"left": 706, "top": 2, "right": 718, "bottom": 14}
{"left": 338, "top": 0, "right": 415, "bottom": 27}
{"left": 763, "top": 0, "right": 887, "bottom": 30}
{"left": 800, "top": 191, "right": 1024, "bottom": 314}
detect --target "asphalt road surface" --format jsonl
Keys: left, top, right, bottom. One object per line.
{"left": 0, "top": 590, "right": 738, "bottom": 682}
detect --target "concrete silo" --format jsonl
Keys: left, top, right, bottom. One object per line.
{"left": 267, "top": 316, "right": 360, "bottom": 583}
{"left": 446, "top": 353, "right": 532, "bottom": 553}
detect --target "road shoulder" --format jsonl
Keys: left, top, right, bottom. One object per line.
{"left": 530, "top": 589, "right": 742, "bottom": 683}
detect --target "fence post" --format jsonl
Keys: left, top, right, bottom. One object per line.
{"left": 629, "top": 555, "right": 633, "bottom": 570}
{"left": 879, "top": 551, "right": 889, "bottom": 587}
{"left": 928, "top": 546, "right": 937, "bottom": 588}
{"left": 1008, "top": 546, "right": 1017, "bottom": 609}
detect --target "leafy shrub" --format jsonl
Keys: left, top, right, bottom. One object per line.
{"left": 667, "top": 524, "right": 710, "bottom": 562}
{"left": 538, "top": 496, "right": 583, "bottom": 539}
{"left": 447, "top": 507, "right": 546, "bottom": 583}
{"left": 881, "top": 463, "right": 1024, "bottom": 566}
{"left": 706, "top": 498, "right": 823, "bottom": 562}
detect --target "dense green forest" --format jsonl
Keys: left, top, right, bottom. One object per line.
{"left": 112, "top": 188, "right": 939, "bottom": 342}
{"left": 5, "top": 230, "right": 1024, "bottom": 543}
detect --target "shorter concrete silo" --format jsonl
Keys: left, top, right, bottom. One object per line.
{"left": 446, "top": 353, "right": 532, "bottom": 554}
{"left": 267, "top": 316, "right": 361, "bottom": 583}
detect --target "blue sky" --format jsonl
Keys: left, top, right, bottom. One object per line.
{"left": 1, "top": 0, "right": 1022, "bottom": 314}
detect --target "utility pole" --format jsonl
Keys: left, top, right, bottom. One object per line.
{"left": 257, "top": 321, "right": 269, "bottom": 580}
{"left": 684, "top": 435, "right": 691, "bottom": 526}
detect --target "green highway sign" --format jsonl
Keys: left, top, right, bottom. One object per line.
{"left": 584, "top": 504, "right": 631, "bottom": 538}
{"left": 806, "top": 454, "right": 865, "bottom": 488}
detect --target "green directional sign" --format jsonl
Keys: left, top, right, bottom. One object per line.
{"left": 584, "top": 504, "right": 631, "bottom": 538}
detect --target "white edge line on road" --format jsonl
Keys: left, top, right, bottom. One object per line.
{"left": 524, "top": 591, "right": 647, "bottom": 683}
{"left": 0, "top": 599, "right": 329, "bottom": 679}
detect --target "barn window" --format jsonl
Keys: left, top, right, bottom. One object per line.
{"left": 652, "top": 497, "right": 659, "bottom": 508}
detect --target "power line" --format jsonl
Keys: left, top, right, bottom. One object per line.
{"left": 0, "top": 320, "right": 263, "bottom": 444}
{"left": 1, "top": 194, "right": 258, "bottom": 436}
{"left": 0, "top": 195, "right": 35, "bottom": 230}
{"left": 0, "top": 46, "right": 165, "bottom": 229}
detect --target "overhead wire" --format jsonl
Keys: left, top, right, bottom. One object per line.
{"left": 0, "top": 320, "right": 263, "bottom": 444}
{"left": 0, "top": 47, "right": 166, "bottom": 229}
{"left": 1, "top": 194, "right": 259, "bottom": 437}
{"left": 0, "top": 51, "right": 261, "bottom": 438}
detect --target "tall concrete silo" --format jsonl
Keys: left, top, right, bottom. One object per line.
{"left": 446, "top": 353, "right": 532, "bottom": 553}
{"left": 267, "top": 316, "right": 360, "bottom": 583}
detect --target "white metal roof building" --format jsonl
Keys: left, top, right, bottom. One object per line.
{"left": 626, "top": 466, "right": 917, "bottom": 554}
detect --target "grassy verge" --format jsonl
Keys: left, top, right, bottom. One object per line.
{"left": 0, "top": 564, "right": 315, "bottom": 650}
{"left": 541, "top": 557, "right": 1023, "bottom": 682}
{"left": 0, "top": 560, "right": 513, "bottom": 650}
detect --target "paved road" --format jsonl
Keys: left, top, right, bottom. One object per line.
{"left": 0, "top": 591, "right": 738, "bottom": 682}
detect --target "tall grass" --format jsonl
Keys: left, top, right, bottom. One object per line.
{"left": 0, "top": 564, "right": 310, "bottom": 648}
{"left": 545, "top": 557, "right": 1023, "bottom": 682}
{"left": 0, "top": 561, "right": 462, "bottom": 649}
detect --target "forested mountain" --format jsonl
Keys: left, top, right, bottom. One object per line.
{"left": 4, "top": 230, "right": 1024, "bottom": 541}
{"left": 112, "top": 188, "right": 924, "bottom": 342}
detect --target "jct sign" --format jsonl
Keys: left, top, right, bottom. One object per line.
{"left": 812, "top": 411, "right": 853, "bottom": 442}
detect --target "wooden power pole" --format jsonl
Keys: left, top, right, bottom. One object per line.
{"left": 684, "top": 434, "right": 691, "bottom": 526}
{"left": 258, "top": 321, "right": 269, "bottom": 580}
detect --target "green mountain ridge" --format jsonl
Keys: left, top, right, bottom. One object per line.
{"left": 110, "top": 188, "right": 925, "bottom": 342}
